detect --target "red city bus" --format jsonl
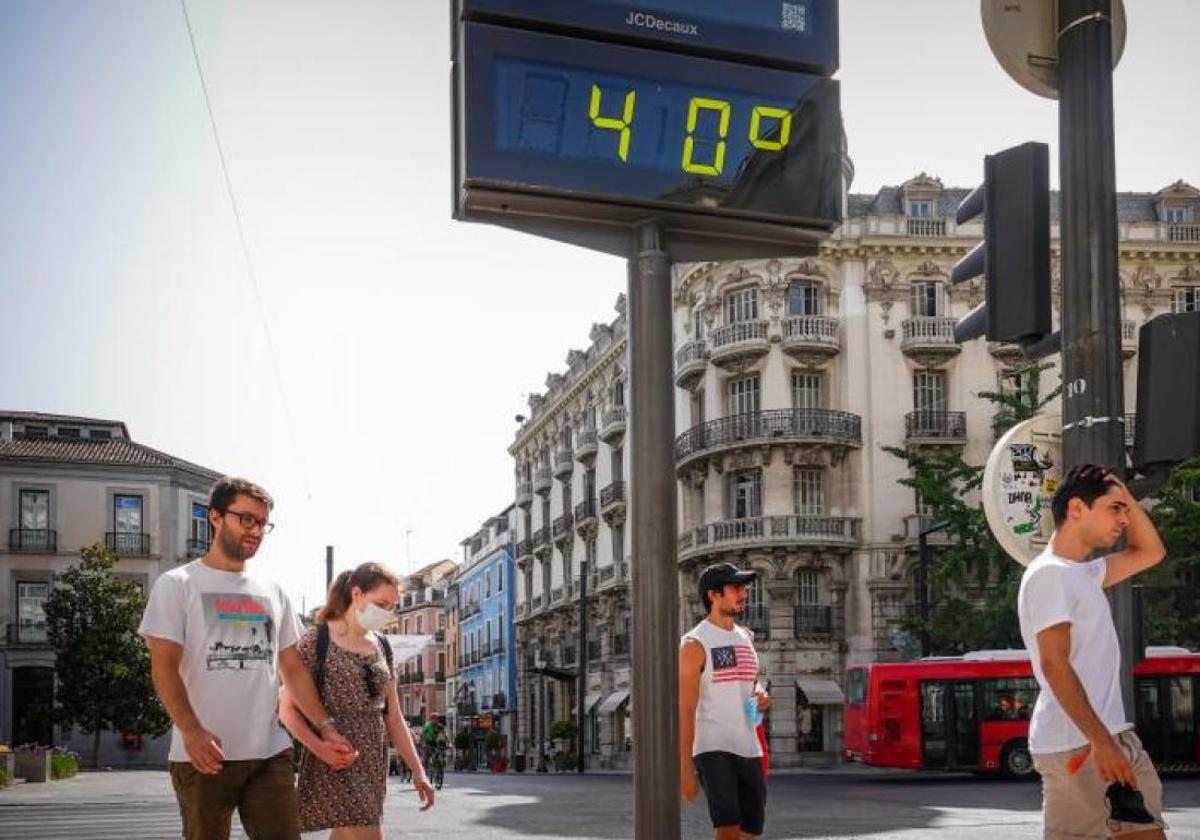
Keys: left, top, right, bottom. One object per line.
{"left": 843, "top": 647, "right": 1200, "bottom": 779}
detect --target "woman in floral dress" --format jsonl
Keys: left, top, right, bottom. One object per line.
{"left": 280, "top": 563, "right": 434, "bottom": 838}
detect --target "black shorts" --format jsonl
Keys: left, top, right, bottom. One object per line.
{"left": 694, "top": 751, "right": 767, "bottom": 835}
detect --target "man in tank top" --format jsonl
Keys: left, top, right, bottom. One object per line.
{"left": 680, "top": 562, "right": 772, "bottom": 839}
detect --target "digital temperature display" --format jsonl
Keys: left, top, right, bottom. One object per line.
{"left": 457, "top": 23, "right": 843, "bottom": 231}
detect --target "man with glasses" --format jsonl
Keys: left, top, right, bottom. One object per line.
{"left": 140, "top": 477, "right": 353, "bottom": 839}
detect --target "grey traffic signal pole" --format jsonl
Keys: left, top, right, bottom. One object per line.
{"left": 1056, "top": 0, "right": 1135, "bottom": 713}
{"left": 628, "top": 221, "right": 680, "bottom": 839}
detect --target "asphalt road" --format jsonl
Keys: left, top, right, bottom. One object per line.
{"left": 1, "top": 768, "right": 1199, "bottom": 839}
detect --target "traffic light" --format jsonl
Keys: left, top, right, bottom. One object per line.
{"left": 1133, "top": 311, "right": 1200, "bottom": 471}
{"left": 951, "top": 141, "right": 1052, "bottom": 345}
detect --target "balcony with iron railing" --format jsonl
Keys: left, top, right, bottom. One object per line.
{"left": 106, "top": 532, "right": 150, "bottom": 555}
{"left": 596, "top": 559, "right": 630, "bottom": 591}
{"left": 708, "top": 320, "right": 769, "bottom": 370}
{"left": 516, "top": 481, "right": 534, "bottom": 508}
{"left": 552, "top": 513, "right": 574, "bottom": 544}
{"left": 186, "top": 538, "right": 209, "bottom": 559}
{"left": 793, "top": 604, "right": 833, "bottom": 638}
{"left": 904, "top": 410, "right": 967, "bottom": 444}
{"left": 574, "top": 498, "right": 598, "bottom": 534}
{"left": 532, "top": 526, "right": 551, "bottom": 555}
{"left": 900, "top": 317, "right": 960, "bottom": 357}
{"left": 515, "top": 538, "right": 533, "bottom": 562}
{"left": 5, "top": 622, "right": 49, "bottom": 646}
{"left": 675, "top": 409, "right": 862, "bottom": 470}
{"left": 533, "top": 465, "right": 553, "bottom": 495}
{"left": 8, "top": 528, "right": 56, "bottom": 553}
{"left": 599, "top": 481, "right": 626, "bottom": 519}
{"left": 678, "top": 515, "right": 861, "bottom": 561}
{"left": 906, "top": 217, "right": 947, "bottom": 237}
{"left": 600, "top": 405, "right": 627, "bottom": 443}
{"left": 781, "top": 315, "right": 841, "bottom": 362}
{"left": 575, "top": 428, "right": 598, "bottom": 463}
{"left": 553, "top": 448, "right": 575, "bottom": 479}
{"left": 675, "top": 340, "right": 709, "bottom": 389}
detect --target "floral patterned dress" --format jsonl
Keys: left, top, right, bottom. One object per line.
{"left": 296, "top": 626, "right": 392, "bottom": 832}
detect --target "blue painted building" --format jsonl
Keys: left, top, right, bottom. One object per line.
{"left": 455, "top": 506, "right": 517, "bottom": 768}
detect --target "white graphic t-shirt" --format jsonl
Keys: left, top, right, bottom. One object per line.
{"left": 139, "top": 560, "right": 303, "bottom": 762}
{"left": 682, "top": 619, "right": 762, "bottom": 758}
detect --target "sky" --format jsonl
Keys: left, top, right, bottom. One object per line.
{"left": 1, "top": 1, "right": 1196, "bottom": 610}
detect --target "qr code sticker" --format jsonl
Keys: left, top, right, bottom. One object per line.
{"left": 781, "top": 2, "right": 808, "bottom": 33}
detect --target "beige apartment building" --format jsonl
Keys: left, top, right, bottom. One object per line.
{"left": 508, "top": 177, "right": 1200, "bottom": 768}
{"left": 0, "top": 411, "right": 222, "bottom": 765}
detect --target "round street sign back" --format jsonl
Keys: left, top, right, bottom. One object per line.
{"left": 982, "top": 413, "right": 1063, "bottom": 565}
{"left": 982, "top": 0, "right": 1126, "bottom": 99}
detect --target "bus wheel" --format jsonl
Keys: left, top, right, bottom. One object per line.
{"left": 1001, "top": 740, "right": 1036, "bottom": 780}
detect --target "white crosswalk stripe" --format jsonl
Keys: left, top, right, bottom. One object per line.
{"left": 0, "top": 803, "right": 252, "bottom": 839}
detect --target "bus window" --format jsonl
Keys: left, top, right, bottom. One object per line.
{"left": 847, "top": 668, "right": 867, "bottom": 705}
{"left": 983, "top": 677, "right": 1039, "bottom": 721}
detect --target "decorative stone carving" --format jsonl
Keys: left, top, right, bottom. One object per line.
{"left": 614, "top": 293, "right": 627, "bottom": 316}
{"left": 865, "top": 258, "right": 900, "bottom": 324}
{"left": 545, "top": 372, "right": 564, "bottom": 391}
{"left": 589, "top": 322, "right": 613, "bottom": 345}
{"left": 567, "top": 349, "right": 587, "bottom": 369}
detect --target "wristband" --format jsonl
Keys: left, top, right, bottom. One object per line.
{"left": 314, "top": 717, "right": 336, "bottom": 733}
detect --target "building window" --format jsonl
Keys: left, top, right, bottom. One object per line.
{"left": 691, "top": 307, "right": 706, "bottom": 340}
{"left": 728, "top": 374, "right": 761, "bottom": 415}
{"left": 484, "top": 571, "right": 491, "bottom": 598}
{"left": 1173, "top": 287, "right": 1200, "bottom": 314}
{"left": 58, "top": 427, "right": 81, "bottom": 438}
{"left": 725, "top": 287, "right": 760, "bottom": 324}
{"left": 745, "top": 575, "right": 768, "bottom": 636}
{"left": 113, "top": 495, "right": 145, "bottom": 554}
{"left": 908, "top": 200, "right": 933, "bottom": 218}
{"left": 496, "top": 564, "right": 503, "bottom": 593}
{"left": 795, "top": 570, "right": 821, "bottom": 606}
{"left": 17, "top": 581, "right": 50, "bottom": 643}
{"left": 787, "top": 282, "right": 823, "bottom": 316}
{"left": 611, "top": 523, "right": 624, "bottom": 571}
{"left": 909, "top": 281, "right": 945, "bottom": 317}
{"left": 24, "top": 424, "right": 48, "bottom": 438}
{"left": 727, "top": 469, "right": 763, "bottom": 519}
{"left": 416, "top": 616, "right": 423, "bottom": 634}
{"left": 89, "top": 428, "right": 112, "bottom": 440}
{"left": 19, "top": 489, "right": 50, "bottom": 532}
{"left": 913, "top": 370, "right": 947, "bottom": 413}
{"left": 190, "top": 503, "right": 210, "bottom": 541}
{"left": 611, "top": 378, "right": 625, "bottom": 407}
{"left": 793, "top": 468, "right": 825, "bottom": 515}
{"left": 1165, "top": 206, "right": 1191, "bottom": 224}
{"left": 791, "top": 372, "right": 824, "bottom": 410}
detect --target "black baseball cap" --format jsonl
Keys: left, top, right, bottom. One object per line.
{"left": 698, "top": 562, "right": 757, "bottom": 605}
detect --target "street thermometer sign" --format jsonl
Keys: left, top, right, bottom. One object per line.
{"left": 452, "top": 1, "right": 844, "bottom": 258}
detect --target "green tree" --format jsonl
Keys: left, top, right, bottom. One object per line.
{"left": 43, "top": 544, "right": 169, "bottom": 766}
{"left": 885, "top": 362, "right": 1061, "bottom": 655}
{"left": 1140, "top": 465, "right": 1200, "bottom": 648}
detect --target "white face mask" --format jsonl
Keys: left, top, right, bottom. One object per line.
{"left": 357, "top": 602, "right": 393, "bottom": 632}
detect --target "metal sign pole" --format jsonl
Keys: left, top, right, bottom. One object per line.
{"left": 1057, "top": 0, "right": 1134, "bottom": 712}
{"left": 628, "top": 220, "right": 680, "bottom": 839}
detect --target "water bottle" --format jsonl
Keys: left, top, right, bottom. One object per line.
{"left": 744, "top": 695, "right": 762, "bottom": 727}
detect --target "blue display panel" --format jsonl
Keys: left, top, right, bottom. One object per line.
{"left": 459, "top": 0, "right": 838, "bottom": 75}
{"left": 458, "top": 23, "right": 843, "bottom": 229}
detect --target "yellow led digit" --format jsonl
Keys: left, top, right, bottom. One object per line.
{"left": 681, "top": 97, "right": 731, "bottom": 176}
{"left": 749, "top": 106, "right": 792, "bottom": 151}
{"left": 589, "top": 84, "right": 636, "bottom": 163}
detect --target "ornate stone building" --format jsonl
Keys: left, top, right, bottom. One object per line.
{"left": 509, "top": 177, "right": 1200, "bottom": 768}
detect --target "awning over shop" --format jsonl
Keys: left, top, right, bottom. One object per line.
{"left": 596, "top": 689, "right": 631, "bottom": 714}
{"left": 795, "top": 677, "right": 845, "bottom": 705}
{"left": 584, "top": 693, "right": 604, "bottom": 714}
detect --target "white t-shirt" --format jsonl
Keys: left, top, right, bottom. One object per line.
{"left": 681, "top": 619, "right": 762, "bottom": 759}
{"left": 138, "top": 560, "right": 303, "bottom": 762}
{"left": 1017, "top": 546, "right": 1130, "bottom": 754}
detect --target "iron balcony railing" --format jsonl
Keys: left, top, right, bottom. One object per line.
{"left": 901, "top": 316, "right": 958, "bottom": 347}
{"left": 576, "top": 429, "right": 598, "bottom": 458}
{"left": 675, "top": 409, "right": 862, "bottom": 460}
{"left": 554, "top": 448, "right": 574, "bottom": 471}
{"left": 793, "top": 604, "right": 833, "bottom": 637}
{"left": 904, "top": 410, "right": 967, "bottom": 440}
{"left": 552, "top": 513, "right": 574, "bottom": 540}
{"left": 515, "top": 538, "right": 533, "bottom": 558}
{"left": 675, "top": 340, "right": 709, "bottom": 368}
{"left": 781, "top": 315, "right": 840, "bottom": 344}
{"left": 185, "top": 538, "right": 209, "bottom": 558}
{"left": 906, "top": 217, "right": 947, "bottom": 237}
{"left": 106, "top": 532, "right": 150, "bottom": 555}
{"left": 574, "top": 498, "right": 597, "bottom": 523}
{"left": 532, "top": 526, "right": 551, "bottom": 549}
{"left": 601, "top": 405, "right": 626, "bottom": 432}
{"left": 8, "top": 528, "right": 56, "bottom": 552}
{"left": 710, "top": 319, "right": 768, "bottom": 349}
{"left": 533, "top": 465, "right": 552, "bottom": 490}
{"left": 516, "top": 481, "right": 533, "bottom": 503}
{"left": 6, "top": 622, "right": 49, "bottom": 645}
{"left": 680, "top": 516, "right": 861, "bottom": 555}
{"left": 600, "top": 481, "right": 625, "bottom": 509}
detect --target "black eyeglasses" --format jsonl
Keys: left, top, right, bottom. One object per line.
{"left": 222, "top": 509, "right": 275, "bottom": 534}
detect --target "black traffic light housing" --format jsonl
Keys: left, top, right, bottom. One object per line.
{"left": 1133, "top": 311, "right": 1200, "bottom": 472}
{"left": 951, "top": 141, "right": 1052, "bottom": 346}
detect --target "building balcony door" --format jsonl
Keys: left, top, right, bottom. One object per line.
{"left": 12, "top": 666, "right": 55, "bottom": 746}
